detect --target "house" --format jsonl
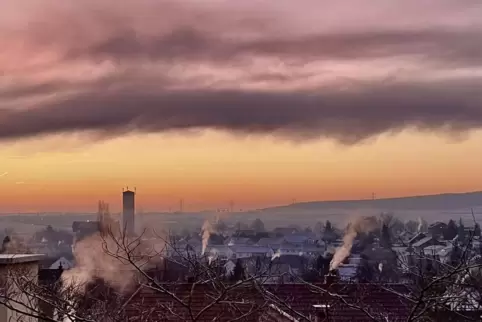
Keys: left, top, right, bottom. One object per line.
{"left": 283, "top": 233, "right": 316, "bottom": 246}
{"left": 422, "top": 245, "right": 453, "bottom": 269}
{"left": 230, "top": 246, "right": 273, "bottom": 259}
{"left": 360, "top": 247, "right": 398, "bottom": 276}
{"left": 271, "top": 255, "right": 307, "bottom": 275}
{"left": 123, "top": 283, "right": 412, "bottom": 321}
{"left": 273, "top": 227, "right": 299, "bottom": 236}
{"left": 398, "top": 231, "right": 415, "bottom": 243}
{"left": 408, "top": 232, "right": 427, "bottom": 245}
{"left": 338, "top": 255, "right": 361, "bottom": 281}
{"left": 163, "top": 241, "right": 200, "bottom": 258}
{"left": 205, "top": 245, "right": 233, "bottom": 260}
{"left": 226, "top": 237, "right": 253, "bottom": 246}
{"left": 428, "top": 222, "right": 448, "bottom": 238}
{"left": 338, "top": 263, "right": 358, "bottom": 281}
{"left": 256, "top": 238, "right": 283, "bottom": 247}
{"left": 300, "top": 245, "right": 326, "bottom": 256}
{"left": 320, "top": 230, "right": 338, "bottom": 243}
{"left": 276, "top": 242, "right": 304, "bottom": 255}
{"left": 72, "top": 221, "right": 100, "bottom": 243}
{"left": 0, "top": 254, "right": 45, "bottom": 322}
{"left": 146, "top": 258, "right": 190, "bottom": 282}
{"left": 412, "top": 236, "right": 445, "bottom": 253}
{"left": 234, "top": 229, "right": 257, "bottom": 238}
{"left": 39, "top": 252, "right": 75, "bottom": 269}
{"left": 49, "top": 256, "right": 74, "bottom": 270}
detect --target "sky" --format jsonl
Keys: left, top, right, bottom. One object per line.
{"left": 1, "top": 0, "right": 482, "bottom": 212}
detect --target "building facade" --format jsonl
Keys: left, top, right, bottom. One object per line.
{"left": 0, "top": 254, "right": 44, "bottom": 322}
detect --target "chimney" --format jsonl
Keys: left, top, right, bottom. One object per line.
{"left": 324, "top": 269, "right": 339, "bottom": 286}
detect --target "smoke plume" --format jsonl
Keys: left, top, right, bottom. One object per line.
{"left": 201, "top": 220, "right": 214, "bottom": 256}
{"left": 271, "top": 249, "right": 281, "bottom": 261}
{"left": 378, "top": 262, "right": 383, "bottom": 273}
{"left": 330, "top": 216, "right": 378, "bottom": 270}
{"left": 417, "top": 217, "right": 427, "bottom": 233}
{"left": 61, "top": 232, "right": 155, "bottom": 293}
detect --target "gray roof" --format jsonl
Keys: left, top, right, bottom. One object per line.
{"left": 271, "top": 254, "right": 306, "bottom": 269}
{"left": 257, "top": 238, "right": 282, "bottom": 246}
{"left": 226, "top": 237, "right": 251, "bottom": 245}
{"left": 409, "top": 232, "right": 427, "bottom": 244}
{"left": 231, "top": 245, "right": 272, "bottom": 253}
{"left": 413, "top": 236, "right": 438, "bottom": 248}
{"left": 283, "top": 234, "right": 313, "bottom": 244}
{"left": 428, "top": 221, "right": 447, "bottom": 228}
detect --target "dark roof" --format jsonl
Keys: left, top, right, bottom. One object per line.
{"left": 429, "top": 222, "right": 447, "bottom": 229}
{"left": 123, "top": 282, "right": 411, "bottom": 322}
{"left": 412, "top": 236, "right": 444, "bottom": 248}
{"left": 271, "top": 255, "right": 307, "bottom": 270}
{"left": 39, "top": 251, "right": 75, "bottom": 268}
{"left": 268, "top": 283, "right": 411, "bottom": 322}
{"left": 361, "top": 247, "right": 398, "bottom": 261}
{"left": 273, "top": 227, "right": 299, "bottom": 235}
{"left": 408, "top": 232, "right": 427, "bottom": 245}
{"left": 125, "top": 283, "right": 263, "bottom": 321}
{"left": 72, "top": 221, "right": 100, "bottom": 233}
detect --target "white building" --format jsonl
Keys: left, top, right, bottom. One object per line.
{"left": 0, "top": 254, "right": 44, "bottom": 322}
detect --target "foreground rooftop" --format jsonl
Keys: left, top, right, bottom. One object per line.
{"left": 0, "top": 254, "right": 45, "bottom": 264}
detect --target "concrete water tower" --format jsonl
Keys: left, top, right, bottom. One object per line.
{"left": 122, "top": 187, "right": 136, "bottom": 236}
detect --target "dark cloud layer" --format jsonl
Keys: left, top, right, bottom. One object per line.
{"left": 2, "top": 1, "right": 482, "bottom": 144}
{"left": 68, "top": 28, "right": 482, "bottom": 68}
{"left": 1, "top": 79, "right": 482, "bottom": 144}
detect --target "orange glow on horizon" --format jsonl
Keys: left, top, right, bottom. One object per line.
{"left": 1, "top": 129, "right": 482, "bottom": 212}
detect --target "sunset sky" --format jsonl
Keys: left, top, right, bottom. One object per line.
{"left": 1, "top": 0, "right": 482, "bottom": 212}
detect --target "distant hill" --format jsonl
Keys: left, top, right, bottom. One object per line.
{"left": 267, "top": 191, "right": 482, "bottom": 212}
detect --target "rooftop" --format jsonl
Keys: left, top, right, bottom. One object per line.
{"left": 412, "top": 236, "right": 439, "bottom": 248}
{"left": 0, "top": 254, "right": 45, "bottom": 264}
{"left": 123, "top": 283, "right": 412, "bottom": 321}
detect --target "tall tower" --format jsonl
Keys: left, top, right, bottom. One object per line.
{"left": 122, "top": 188, "right": 136, "bottom": 236}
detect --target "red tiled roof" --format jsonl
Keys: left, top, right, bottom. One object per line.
{"left": 266, "top": 283, "right": 411, "bottom": 321}
{"left": 123, "top": 282, "right": 411, "bottom": 322}
{"left": 125, "top": 283, "right": 264, "bottom": 321}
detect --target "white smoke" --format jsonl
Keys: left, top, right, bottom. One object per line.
{"left": 207, "top": 247, "right": 220, "bottom": 265}
{"left": 61, "top": 231, "right": 160, "bottom": 294}
{"left": 417, "top": 217, "right": 427, "bottom": 233}
{"left": 330, "top": 216, "right": 378, "bottom": 271}
{"left": 378, "top": 262, "right": 383, "bottom": 273}
{"left": 201, "top": 220, "right": 214, "bottom": 255}
{"left": 61, "top": 233, "right": 135, "bottom": 293}
{"left": 271, "top": 249, "right": 281, "bottom": 261}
